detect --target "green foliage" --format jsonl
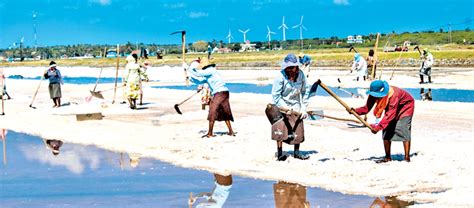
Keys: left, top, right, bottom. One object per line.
{"left": 192, "top": 40, "right": 209, "bottom": 52}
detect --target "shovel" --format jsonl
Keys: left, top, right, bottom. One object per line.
{"left": 89, "top": 68, "right": 104, "bottom": 99}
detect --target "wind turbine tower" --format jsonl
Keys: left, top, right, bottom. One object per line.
{"left": 266, "top": 26, "right": 276, "bottom": 49}
{"left": 292, "top": 16, "right": 307, "bottom": 49}
{"left": 238, "top": 29, "right": 250, "bottom": 43}
{"left": 33, "top": 12, "right": 37, "bottom": 52}
{"left": 278, "top": 16, "right": 288, "bottom": 41}
{"left": 226, "top": 29, "right": 234, "bottom": 45}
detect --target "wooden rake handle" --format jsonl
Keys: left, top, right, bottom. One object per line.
{"left": 317, "top": 79, "right": 375, "bottom": 132}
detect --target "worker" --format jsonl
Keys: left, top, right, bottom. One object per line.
{"left": 351, "top": 53, "right": 368, "bottom": 81}
{"left": 351, "top": 80, "right": 415, "bottom": 163}
{"left": 298, "top": 52, "right": 312, "bottom": 78}
{"left": 419, "top": 48, "right": 434, "bottom": 84}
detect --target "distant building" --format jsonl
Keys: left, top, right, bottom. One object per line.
{"left": 217, "top": 48, "right": 232, "bottom": 53}
{"left": 240, "top": 40, "right": 256, "bottom": 52}
{"left": 347, "top": 35, "right": 364, "bottom": 44}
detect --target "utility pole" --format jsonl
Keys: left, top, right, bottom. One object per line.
{"left": 448, "top": 23, "right": 452, "bottom": 44}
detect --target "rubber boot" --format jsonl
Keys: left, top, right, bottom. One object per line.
{"left": 277, "top": 146, "right": 287, "bottom": 161}
{"left": 293, "top": 144, "right": 310, "bottom": 160}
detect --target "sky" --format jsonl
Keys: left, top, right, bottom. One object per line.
{"left": 0, "top": 0, "right": 472, "bottom": 48}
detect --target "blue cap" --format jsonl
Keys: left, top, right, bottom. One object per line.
{"left": 366, "top": 80, "right": 390, "bottom": 98}
{"left": 280, "top": 54, "right": 301, "bottom": 69}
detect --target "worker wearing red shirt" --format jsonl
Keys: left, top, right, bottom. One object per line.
{"left": 352, "top": 80, "right": 415, "bottom": 163}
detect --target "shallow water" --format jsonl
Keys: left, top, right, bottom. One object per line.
{"left": 154, "top": 83, "right": 474, "bottom": 103}
{"left": 9, "top": 76, "right": 473, "bottom": 102}
{"left": 0, "top": 131, "right": 406, "bottom": 208}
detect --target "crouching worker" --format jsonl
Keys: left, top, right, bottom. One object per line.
{"left": 183, "top": 58, "right": 235, "bottom": 138}
{"left": 266, "top": 54, "right": 310, "bottom": 161}
{"left": 352, "top": 80, "right": 415, "bottom": 163}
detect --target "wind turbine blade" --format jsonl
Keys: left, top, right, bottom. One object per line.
{"left": 282, "top": 16, "right": 285, "bottom": 24}
{"left": 267, "top": 25, "right": 270, "bottom": 32}
{"left": 292, "top": 25, "right": 299, "bottom": 29}
{"left": 245, "top": 29, "right": 250, "bottom": 33}
{"left": 270, "top": 31, "right": 276, "bottom": 34}
{"left": 283, "top": 25, "right": 288, "bottom": 29}
{"left": 300, "top": 16, "right": 304, "bottom": 24}
{"left": 278, "top": 25, "right": 282, "bottom": 29}
{"left": 238, "top": 29, "right": 244, "bottom": 33}
{"left": 302, "top": 25, "right": 308, "bottom": 31}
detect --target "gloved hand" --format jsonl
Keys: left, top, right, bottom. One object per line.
{"left": 347, "top": 107, "right": 355, "bottom": 114}
{"left": 370, "top": 124, "right": 379, "bottom": 134}
{"left": 299, "top": 110, "right": 308, "bottom": 119}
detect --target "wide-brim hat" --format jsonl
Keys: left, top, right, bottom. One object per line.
{"left": 366, "top": 80, "right": 390, "bottom": 98}
{"left": 298, "top": 52, "right": 304, "bottom": 57}
{"left": 126, "top": 55, "right": 135, "bottom": 63}
{"left": 280, "top": 53, "right": 301, "bottom": 69}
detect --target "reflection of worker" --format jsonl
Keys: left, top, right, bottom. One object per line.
{"left": 189, "top": 173, "right": 233, "bottom": 208}
{"left": 298, "top": 52, "right": 312, "bottom": 78}
{"left": 370, "top": 196, "right": 414, "bottom": 208}
{"left": 273, "top": 181, "right": 310, "bottom": 208}
{"left": 0, "top": 128, "right": 7, "bottom": 140}
{"left": 420, "top": 88, "right": 432, "bottom": 101}
{"left": 419, "top": 48, "right": 434, "bottom": 84}
{"left": 43, "top": 139, "right": 63, "bottom": 156}
{"left": 129, "top": 153, "right": 141, "bottom": 168}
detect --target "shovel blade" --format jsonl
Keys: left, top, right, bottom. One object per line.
{"left": 307, "top": 110, "right": 324, "bottom": 120}
{"left": 90, "top": 90, "right": 104, "bottom": 99}
{"left": 174, "top": 104, "right": 182, "bottom": 114}
{"left": 308, "top": 80, "right": 321, "bottom": 98}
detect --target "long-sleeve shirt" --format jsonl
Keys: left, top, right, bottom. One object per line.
{"left": 351, "top": 58, "right": 368, "bottom": 77}
{"left": 44, "top": 69, "right": 63, "bottom": 84}
{"left": 188, "top": 64, "right": 229, "bottom": 95}
{"left": 422, "top": 53, "right": 434, "bottom": 68}
{"left": 299, "top": 55, "right": 312, "bottom": 66}
{"left": 354, "top": 86, "right": 415, "bottom": 131}
{"left": 271, "top": 70, "right": 310, "bottom": 112}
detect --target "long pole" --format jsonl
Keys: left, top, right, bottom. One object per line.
{"left": 182, "top": 32, "right": 189, "bottom": 86}
{"left": 112, "top": 44, "right": 120, "bottom": 104}
{"left": 1, "top": 70, "right": 4, "bottom": 115}
{"left": 317, "top": 80, "right": 375, "bottom": 131}
{"left": 371, "top": 33, "right": 380, "bottom": 79}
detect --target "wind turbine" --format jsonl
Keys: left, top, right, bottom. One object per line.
{"left": 225, "top": 29, "right": 234, "bottom": 45}
{"left": 266, "top": 26, "right": 276, "bottom": 49}
{"left": 238, "top": 29, "right": 250, "bottom": 43}
{"left": 278, "top": 16, "right": 288, "bottom": 41}
{"left": 292, "top": 15, "right": 307, "bottom": 49}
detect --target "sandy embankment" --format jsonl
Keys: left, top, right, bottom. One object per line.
{"left": 0, "top": 66, "right": 473, "bottom": 207}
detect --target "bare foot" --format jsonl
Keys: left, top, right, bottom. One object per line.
{"left": 404, "top": 157, "right": 411, "bottom": 162}
{"left": 201, "top": 134, "right": 216, "bottom": 138}
{"left": 227, "top": 132, "right": 236, "bottom": 136}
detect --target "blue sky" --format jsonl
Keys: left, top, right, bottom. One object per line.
{"left": 0, "top": 0, "right": 472, "bottom": 48}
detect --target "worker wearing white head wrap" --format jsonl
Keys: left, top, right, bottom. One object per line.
{"left": 351, "top": 53, "right": 368, "bottom": 81}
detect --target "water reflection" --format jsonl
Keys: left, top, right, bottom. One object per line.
{"left": 1, "top": 128, "right": 7, "bottom": 165}
{"left": 43, "top": 139, "right": 63, "bottom": 155}
{"left": 420, "top": 88, "right": 433, "bottom": 101}
{"left": 370, "top": 196, "right": 415, "bottom": 208}
{"left": 1, "top": 131, "right": 385, "bottom": 207}
{"left": 273, "top": 181, "right": 310, "bottom": 208}
{"left": 189, "top": 173, "right": 233, "bottom": 208}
